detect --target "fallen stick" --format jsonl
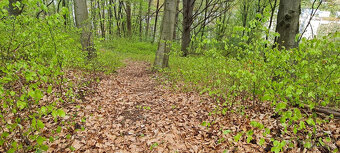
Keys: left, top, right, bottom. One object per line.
{"left": 313, "top": 106, "right": 340, "bottom": 119}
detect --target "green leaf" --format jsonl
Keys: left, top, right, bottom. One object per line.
{"left": 17, "top": 101, "right": 27, "bottom": 110}
{"left": 10, "top": 91, "right": 16, "bottom": 96}
{"left": 275, "top": 102, "right": 287, "bottom": 112}
{"left": 306, "top": 118, "right": 315, "bottom": 126}
{"left": 37, "top": 120, "right": 45, "bottom": 130}
{"left": 41, "top": 144, "right": 49, "bottom": 151}
{"left": 40, "top": 106, "right": 47, "bottom": 115}
{"left": 223, "top": 130, "right": 231, "bottom": 135}
{"left": 47, "top": 85, "right": 52, "bottom": 94}
{"left": 304, "top": 141, "right": 312, "bottom": 148}
{"left": 37, "top": 136, "right": 46, "bottom": 145}
{"left": 259, "top": 138, "right": 265, "bottom": 146}
{"left": 51, "top": 110, "right": 57, "bottom": 118}
{"left": 299, "top": 121, "right": 306, "bottom": 130}
{"left": 56, "top": 126, "right": 62, "bottom": 133}
{"left": 234, "top": 132, "right": 243, "bottom": 142}
{"left": 57, "top": 109, "right": 66, "bottom": 117}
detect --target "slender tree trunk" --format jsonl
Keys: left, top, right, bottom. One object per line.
{"left": 200, "top": 0, "right": 209, "bottom": 40}
{"left": 275, "top": 0, "right": 301, "bottom": 49}
{"left": 126, "top": 1, "right": 132, "bottom": 37}
{"left": 152, "top": 0, "right": 160, "bottom": 43}
{"left": 113, "top": 0, "right": 121, "bottom": 36}
{"left": 98, "top": 0, "right": 105, "bottom": 39}
{"left": 74, "top": 0, "right": 96, "bottom": 59}
{"left": 265, "top": 0, "right": 277, "bottom": 43}
{"left": 139, "top": 1, "right": 143, "bottom": 39}
{"left": 145, "top": 0, "right": 152, "bottom": 40}
{"left": 91, "top": 0, "right": 97, "bottom": 36}
{"left": 154, "top": 0, "right": 177, "bottom": 70}
{"left": 241, "top": 1, "right": 249, "bottom": 37}
{"left": 181, "top": 0, "right": 194, "bottom": 56}
{"left": 109, "top": 0, "right": 114, "bottom": 35}
{"left": 62, "top": 0, "right": 67, "bottom": 26}
{"left": 173, "top": 0, "right": 179, "bottom": 40}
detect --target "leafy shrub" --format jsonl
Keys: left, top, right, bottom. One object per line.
{"left": 0, "top": 2, "right": 120, "bottom": 152}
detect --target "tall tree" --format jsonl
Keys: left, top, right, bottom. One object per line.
{"left": 126, "top": 1, "right": 132, "bottom": 36}
{"left": 138, "top": 0, "right": 143, "bottom": 39}
{"left": 181, "top": 0, "right": 194, "bottom": 56}
{"left": 74, "top": 0, "right": 96, "bottom": 59}
{"left": 152, "top": 0, "right": 161, "bottom": 43}
{"left": 173, "top": 0, "right": 179, "bottom": 40}
{"left": 275, "top": 0, "right": 301, "bottom": 49}
{"left": 154, "top": 0, "right": 177, "bottom": 69}
{"left": 98, "top": 0, "right": 106, "bottom": 38}
{"left": 145, "top": 0, "right": 152, "bottom": 39}
{"left": 108, "top": 0, "right": 114, "bottom": 35}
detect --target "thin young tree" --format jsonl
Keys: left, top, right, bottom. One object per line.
{"left": 153, "top": 0, "right": 177, "bottom": 70}
{"left": 145, "top": 0, "right": 152, "bottom": 39}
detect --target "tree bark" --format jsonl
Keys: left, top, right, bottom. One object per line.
{"left": 139, "top": 1, "right": 143, "bottom": 39}
{"left": 126, "top": 1, "right": 132, "bottom": 37}
{"left": 275, "top": 0, "right": 301, "bottom": 49}
{"left": 265, "top": 0, "right": 278, "bottom": 43}
{"left": 181, "top": 0, "right": 194, "bottom": 56}
{"left": 62, "top": 0, "right": 67, "bottom": 26}
{"left": 145, "top": 0, "right": 152, "bottom": 40}
{"left": 109, "top": 0, "right": 114, "bottom": 35}
{"left": 98, "top": 0, "right": 105, "bottom": 39}
{"left": 152, "top": 0, "right": 160, "bottom": 43}
{"left": 91, "top": 0, "right": 97, "bottom": 36}
{"left": 74, "top": 0, "right": 96, "bottom": 59}
{"left": 154, "top": 0, "right": 177, "bottom": 70}
{"left": 173, "top": 0, "right": 179, "bottom": 40}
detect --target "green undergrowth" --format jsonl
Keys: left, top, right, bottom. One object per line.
{"left": 0, "top": 6, "right": 120, "bottom": 152}
{"left": 164, "top": 31, "right": 339, "bottom": 152}
{"left": 98, "top": 38, "right": 156, "bottom": 63}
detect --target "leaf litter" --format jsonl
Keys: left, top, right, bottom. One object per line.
{"left": 45, "top": 61, "right": 339, "bottom": 153}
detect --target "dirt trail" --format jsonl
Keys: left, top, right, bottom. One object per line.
{"left": 73, "top": 61, "right": 224, "bottom": 152}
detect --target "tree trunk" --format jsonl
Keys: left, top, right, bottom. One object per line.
{"left": 145, "top": 0, "right": 152, "bottom": 40}
{"left": 74, "top": 0, "right": 96, "bottom": 59}
{"left": 139, "top": 1, "right": 143, "bottom": 39}
{"left": 181, "top": 0, "right": 194, "bottom": 56}
{"left": 275, "top": 0, "right": 301, "bottom": 49}
{"left": 154, "top": 0, "right": 177, "bottom": 70}
{"left": 265, "top": 0, "right": 278, "bottom": 43}
{"left": 109, "top": 0, "right": 114, "bottom": 35}
{"left": 98, "top": 0, "right": 105, "bottom": 39}
{"left": 173, "top": 0, "right": 179, "bottom": 40}
{"left": 91, "top": 0, "right": 97, "bottom": 36}
{"left": 62, "top": 0, "right": 67, "bottom": 26}
{"left": 152, "top": 0, "right": 160, "bottom": 43}
{"left": 126, "top": 1, "right": 132, "bottom": 37}
{"left": 8, "top": 0, "right": 23, "bottom": 16}
{"left": 113, "top": 0, "right": 121, "bottom": 36}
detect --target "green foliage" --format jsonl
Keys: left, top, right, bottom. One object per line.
{"left": 0, "top": 1, "right": 121, "bottom": 152}
{"left": 160, "top": 15, "right": 339, "bottom": 151}
{"left": 99, "top": 37, "right": 156, "bottom": 62}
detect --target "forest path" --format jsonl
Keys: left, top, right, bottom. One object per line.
{"left": 51, "top": 60, "right": 339, "bottom": 153}
{"left": 74, "top": 61, "right": 225, "bottom": 152}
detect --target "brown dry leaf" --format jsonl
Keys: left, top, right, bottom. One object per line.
{"left": 39, "top": 61, "right": 340, "bottom": 152}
